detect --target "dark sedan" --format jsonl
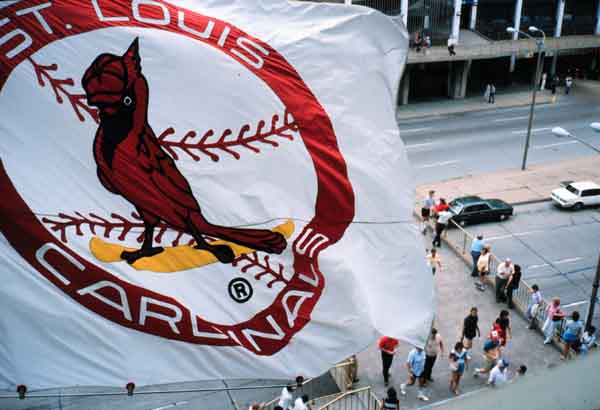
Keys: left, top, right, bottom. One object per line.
{"left": 448, "top": 196, "right": 514, "bottom": 227}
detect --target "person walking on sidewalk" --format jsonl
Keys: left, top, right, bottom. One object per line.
{"left": 423, "top": 327, "right": 445, "bottom": 383}
{"left": 448, "top": 341, "right": 468, "bottom": 395}
{"left": 527, "top": 284, "right": 543, "bottom": 330}
{"left": 379, "top": 336, "right": 399, "bottom": 386}
{"left": 380, "top": 387, "right": 400, "bottom": 410}
{"left": 475, "top": 246, "right": 491, "bottom": 291}
{"left": 488, "top": 83, "right": 496, "bottom": 104}
{"left": 421, "top": 190, "right": 436, "bottom": 234}
{"left": 474, "top": 331, "right": 501, "bottom": 378}
{"left": 432, "top": 209, "right": 452, "bottom": 248}
{"left": 561, "top": 311, "right": 584, "bottom": 360}
{"left": 540, "top": 72, "right": 547, "bottom": 91}
{"left": 493, "top": 310, "right": 512, "bottom": 347}
{"left": 505, "top": 264, "right": 521, "bottom": 309}
{"left": 461, "top": 307, "right": 480, "bottom": 359}
{"left": 470, "top": 235, "right": 485, "bottom": 277}
{"left": 542, "top": 297, "right": 565, "bottom": 344}
{"left": 484, "top": 84, "right": 491, "bottom": 102}
{"left": 400, "top": 346, "right": 429, "bottom": 401}
{"left": 427, "top": 248, "right": 442, "bottom": 275}
{"left": 495, "top": 258, "right": 514, "bottom": 303}
{"left": 565, "top": 75, "right": 573, "bottom": 95}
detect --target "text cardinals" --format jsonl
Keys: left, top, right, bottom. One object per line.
{"left": 35, "top": 228, "right": 326, "bottom": 354}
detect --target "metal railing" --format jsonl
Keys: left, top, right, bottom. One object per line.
{"left": 320, "top": 386, "right": 380, "bottom": 410}
{"left": 440, "top": 219, "right": 570, "bottom": 343}
{"left": 260, "top": 360, "right": 355, "bottom": 410}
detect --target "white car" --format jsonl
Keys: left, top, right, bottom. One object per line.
{"left": 551, "top": 181, "right": 600, "bottom": 210}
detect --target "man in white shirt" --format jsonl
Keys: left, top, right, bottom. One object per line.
{"left": 487, "top": 359, "right": 508, "bottom": 387}
{"left": 495, "top": 258, "right": 514, "bottom": 303}
{"left": 432, "top": 210, "right": 452, "bottom": 248}
{"left": 278, "top": 385, "right": 294, "bottom": 410}
{"left": 293, "top": 395, "right": 312, "bottom": 410}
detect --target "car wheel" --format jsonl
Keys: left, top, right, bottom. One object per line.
{"left": 499, "top": 214, "right": 507, "bottom": 221}
{"left": 459, "top": 220, "right": 467, "bottom": 227}
{"left": 573, "top": 202, "right": 584, "bottom": 211}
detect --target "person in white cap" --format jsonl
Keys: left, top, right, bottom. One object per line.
{"left": 495, "top": 258, "right": 514, "bottom": 303}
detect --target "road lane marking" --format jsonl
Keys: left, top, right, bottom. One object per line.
{"left": 151, "top": 402, "right": 189, "bottom": 410}
{"left": 562, "top": 300, "right": 588, "bottom": 308}
{"left": 400, "top": 127, "right": 432, "bottom": 134}
{"left": 415, "top": 160, "right": 460, "bottom": 169}
{"left": 511, "top": 127, "right": 552, "bottom": 135}
{"left": 532, "top": 141, "right": 579, "bottom": 150}
{"left": 492, "top": 115, "right": 529, "bottom": 123}
{"left": 553, "top": 257, "right": 583, "bottom": 264}
{"left": 486, "top": 229, "right": 545, "bottom": 241}
{"left": 527, "top": 263, "right": 549, "bottom": 270}
{"left": 406, "top": 142, "right": 437, "bottom": 150}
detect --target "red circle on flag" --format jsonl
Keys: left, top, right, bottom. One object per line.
{"left": 0, "top": 0, "right": 355, "bottom": 355}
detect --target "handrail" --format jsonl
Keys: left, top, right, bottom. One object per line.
{"left": 320, "top": 386, "right": 372, "bottom": 408}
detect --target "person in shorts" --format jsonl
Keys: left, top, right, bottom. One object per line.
{"left": 461, "top": 307, "right": 480, "bottom": 359}
{"left": 400, "top": 346, "right": 429, "bottom": 401}
{"left": 449, "top": 342, "right": 468, "bottom": 395}
{"left": 474, "top": 331, "right": 501, "bottom": 377}
{"left": 561, "top": 311, "right": 584, "bottom": 360}
{"left": 420, "top": 190, "right": 435, "bottom": 234}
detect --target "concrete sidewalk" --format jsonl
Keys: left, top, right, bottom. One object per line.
{"left": 415, "top": 155, "right": 599, "bottom": 205}
{"left": 355, "top": 237, "right": 560, "bottom": 409}
{"left": 397, "top": 88, "right": 555, "bottom": 121}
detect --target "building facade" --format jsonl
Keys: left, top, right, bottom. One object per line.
{"left": 314, "top": 0, "right": 600, "bottom": 103}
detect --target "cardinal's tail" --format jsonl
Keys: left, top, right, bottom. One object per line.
{"left": 190, "top": 212, "right": 287, "bottom": 254}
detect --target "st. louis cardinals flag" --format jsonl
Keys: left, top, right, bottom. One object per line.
{"left": 0, "top": 0, "right": 433, "bottom": 389}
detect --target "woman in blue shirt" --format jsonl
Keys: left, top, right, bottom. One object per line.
{"left": 561, "top": 311, "right": 583, "bottom": 360}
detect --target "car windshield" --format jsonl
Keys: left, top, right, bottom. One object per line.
{"left": 565, "top": 185, "right": 580, "bottom": 196}
{"left": 448, "top": 199, "right": 463, "bottom": 213}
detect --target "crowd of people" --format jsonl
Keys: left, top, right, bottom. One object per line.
{"left": 398, "top": 189, "right": 600, "bottom": 403}
{"left": 377, "top": 305, "right": 527, "bottom": 404}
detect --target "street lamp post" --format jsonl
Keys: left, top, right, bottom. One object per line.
{"left": 507, "top": 26, "right": 546, "bottom": 170}
{"left": 551, "top": 123, "right": 600, "bottom": 330}
{"left": 587, "top": 253, "right": 600, "bottom": 330}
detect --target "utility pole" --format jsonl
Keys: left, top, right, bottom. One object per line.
{"left": 586, "top": 253, "right": 600, "bottom": 330}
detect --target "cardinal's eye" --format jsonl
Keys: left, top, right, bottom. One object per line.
{"left": 123, "top": 96, "right": 133, "bottom": 106}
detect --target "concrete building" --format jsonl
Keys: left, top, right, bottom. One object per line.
{"left": 341, "top": 0, "right": 600, "bottom": 104}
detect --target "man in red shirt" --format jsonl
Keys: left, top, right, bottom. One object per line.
{"left": 379, "top": 336, "right": 400, "bottom": 386}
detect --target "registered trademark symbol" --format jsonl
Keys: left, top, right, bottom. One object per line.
{"left": 228, "top": 277, "right": 253, "bottom": 303}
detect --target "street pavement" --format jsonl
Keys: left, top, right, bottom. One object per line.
{"left": 468, "top": 202, "right": 600, "bottom": 327}
{"left": 401, "top": 81, "right": 600, "bottom": 184}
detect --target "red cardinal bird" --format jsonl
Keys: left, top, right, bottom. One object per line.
{"left": 82, "top": 38, "right": 286, "bottom": 264}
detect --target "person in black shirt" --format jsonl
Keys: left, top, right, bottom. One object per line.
{"left": 505, "top": 264, "right": 521, "bottom": 309}
{"left": 381, "top": 387, "right": 400, "bottom": 410}
{"left": 461, "top": 307, "right": 480, "bottom": 359}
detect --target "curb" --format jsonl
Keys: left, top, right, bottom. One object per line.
{"left": 397, "top": 99, "right": 552, "bottom": 121}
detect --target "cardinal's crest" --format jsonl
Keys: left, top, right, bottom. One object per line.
{"left": 0, "top": 1, "right": 354, "bottom": 358}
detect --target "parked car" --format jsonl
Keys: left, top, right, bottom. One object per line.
{"left": 551, "top": 181, "right": 600, "bottom": 210}
{"left": 448, "top": 196, "right": 513, "bottom": 227}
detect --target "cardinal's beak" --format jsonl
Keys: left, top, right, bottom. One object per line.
{"left": 86, "top": 94, "right": 120, "bottom": 116}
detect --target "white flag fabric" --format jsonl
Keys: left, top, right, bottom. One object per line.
{"left": 0, "top": 0, "right": 433, "bottom": 389}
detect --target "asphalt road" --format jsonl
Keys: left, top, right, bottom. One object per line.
{"left": 461, "top": 202, "right": 600, "bottom": 326}
{"left": 400, "top": 88, "right": 600, "bottom": 184}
